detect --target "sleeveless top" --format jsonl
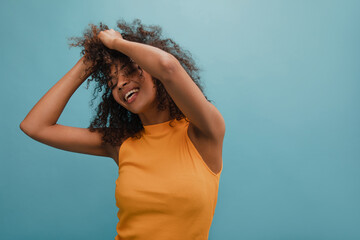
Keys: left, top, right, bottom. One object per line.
{"left": 114, "top": 118, "right": 223, "bottom": 240}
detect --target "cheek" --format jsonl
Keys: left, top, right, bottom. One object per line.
{"left": 111, "top": 90, "right": 117, "bottom": 99}
{"left": 142, "top": 76, "right": 156, "bottom": 96}
{"left": 111, "top": 91, "right": 123, "bottom": 104}
{"left": 148, "top": 83, "right": 157, "bottom": 99}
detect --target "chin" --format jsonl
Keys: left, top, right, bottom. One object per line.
{"left": 128, "top": 109, "right": 140, "bottom": 115}
{"left": 125, "top": 105, "right": 145, "bottom": 115}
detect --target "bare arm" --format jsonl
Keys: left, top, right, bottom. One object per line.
{"left": 111, "top": 38, "right": 171, "bottom": 81}
{"left": 20, "top": 57, "right": 118, "bottom": 162}
{"left": 21, "top": 57, "right": 90, "bottom": 130}
{"left": 109, "top": 35, "right": 225, "bottom": 140}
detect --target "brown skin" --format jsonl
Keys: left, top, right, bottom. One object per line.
{"left": 108, "top": 60, "right": 171, "bottom": 125}
{"left": 106, "top": 57, "right": 223, "bottom": 174}
{"left": 20, "top": 19, "right": 224, "bottom": 173}
{"left": 102, "top": 30, "right": 224, "bottom": 173}
{"left": 68, "top": 19, "right": 211, "bottom": 148}
{"left": 19, "top": 57, "right": 117, "bottom": 160}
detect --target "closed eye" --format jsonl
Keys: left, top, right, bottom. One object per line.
{"left": 108, "top": 81, "right": 116, "bottom": 90}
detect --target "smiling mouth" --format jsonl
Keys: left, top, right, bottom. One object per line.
{"left": 124, "top": 88, "right": 140, "bottom": 102}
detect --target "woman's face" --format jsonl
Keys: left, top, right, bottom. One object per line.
{"left": 108, "top": 61, "right": 158, "bottom": 114}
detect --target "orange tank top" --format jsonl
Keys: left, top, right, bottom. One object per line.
{"left": 114, "top": 118, "right": 223, "bottom": 240}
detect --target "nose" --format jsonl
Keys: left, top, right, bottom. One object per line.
{"left": 116, "top": 77, "right": 130, "bottom": 90}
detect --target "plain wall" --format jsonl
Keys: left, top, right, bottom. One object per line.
{"left": 1, "top": 0, "right": 359, "bottom": 239}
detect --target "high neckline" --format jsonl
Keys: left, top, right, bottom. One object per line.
{"left": 142, "top": 118, "right": 187, "bottom": 135}
{"left": 143, "top": 119, "right": 173, "bottom": 128}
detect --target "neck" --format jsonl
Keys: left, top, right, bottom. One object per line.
{"left": 138, "top": 107, "right": 172, "bottom": 126}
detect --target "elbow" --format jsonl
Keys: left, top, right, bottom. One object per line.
{"left": 216, "top": 115, "right": 226, "bottom": 140}
{"left": 159, "top": 54, "right": 180, "bottom": 81}
{"left": 20, "top": 121, "right": 26, "bottom": 132}
{"left": 19, "top": 121, "right": 30, "bottom": 136}
{"left": 19, "top": 120, "right": 37, "bottom": 137}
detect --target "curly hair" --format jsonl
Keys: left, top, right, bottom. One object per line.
{"left": 67, "top": 18, "right": 211, "bottom": 147}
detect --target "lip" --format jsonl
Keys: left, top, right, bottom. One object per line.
{"left": 122, "top": 87, "right": 140, "bottom": 102}
{"left": 127, "top": 92, "right": 138, "bottom": 104}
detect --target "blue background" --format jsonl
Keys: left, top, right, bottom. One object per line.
{"left": 1, "top": 0, "right": 359, "bottom": 239}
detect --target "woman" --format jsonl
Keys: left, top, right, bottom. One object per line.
{"left": 20, "top": 18, "right": 225, "bottom": 239}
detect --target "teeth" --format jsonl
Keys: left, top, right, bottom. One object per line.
{"left": 125, "top": 88, "right": 139, "bottom": 101}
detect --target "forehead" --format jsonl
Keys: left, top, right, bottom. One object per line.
{"left": 110, "top": 62, "right": 124, "bottom": 77}
{"left": 110, "top": 61, "right": 138, "bottom": 76}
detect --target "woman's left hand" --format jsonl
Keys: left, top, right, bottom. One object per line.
{"left": 98, "top": 29, "right": 123, "bottom": 50}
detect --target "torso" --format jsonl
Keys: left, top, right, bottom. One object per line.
{"left": 110, "top": 122, "right": 223, "bottom": 174}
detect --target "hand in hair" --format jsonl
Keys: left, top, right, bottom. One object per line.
{"left": 97, "top": 29, "right": 124, "bottom": 50}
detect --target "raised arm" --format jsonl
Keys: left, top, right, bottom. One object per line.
{"left": 99, "top": 29, "right": 225, "bottom": 141}
{"left": 20, "top": 57, "right": 90, "bottom": 132}
{"left": 20, "top": 57, "right": 118, "bottom": 163}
